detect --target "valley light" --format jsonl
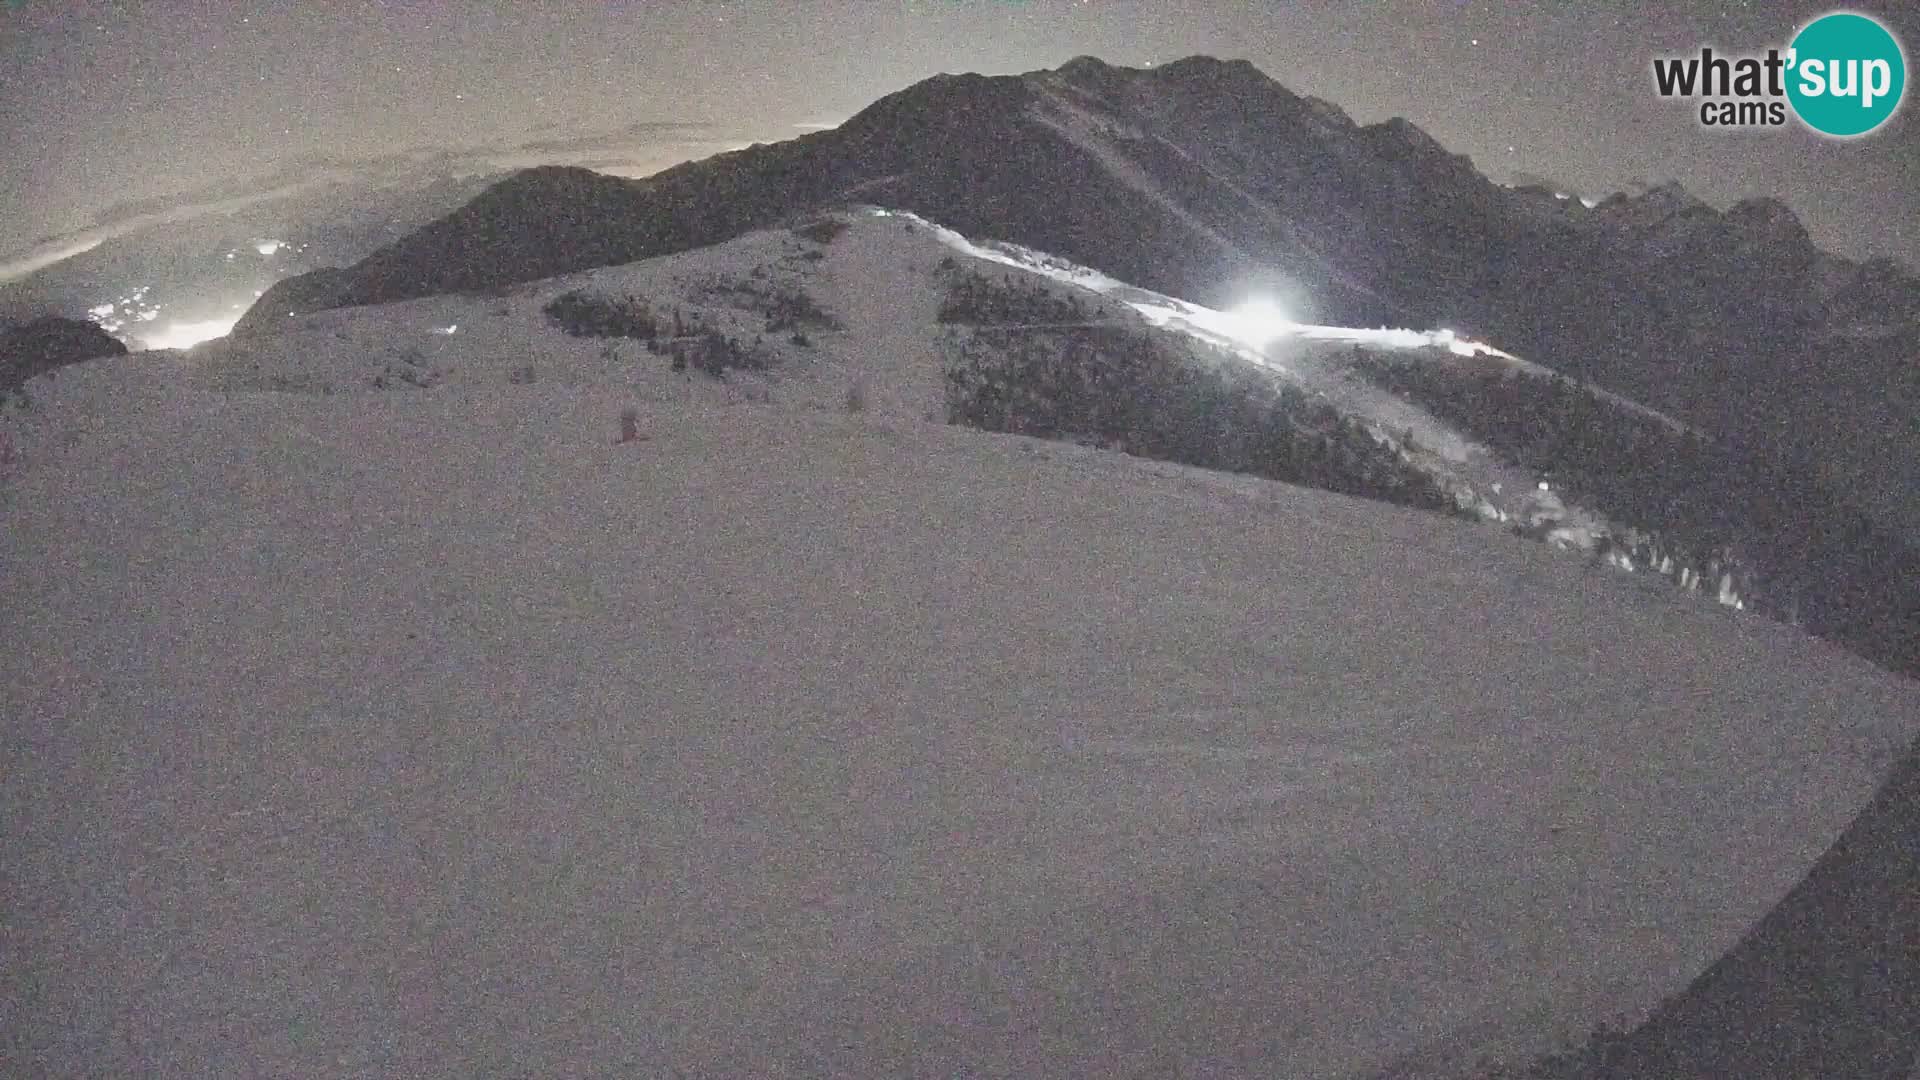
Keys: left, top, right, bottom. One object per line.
{"left": 142, "top": 317, "right": 239, "bottom": 351}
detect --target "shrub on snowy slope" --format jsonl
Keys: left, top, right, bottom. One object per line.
{"left": 790, "top": 216, "right": 850, "bottom": 246}
{"left": 938, "top": 269, "right": 1096, "bottom": 327}
{"left": 543, "top": 290, "right": 662, "bottom": 340}
{"left": 542, "top": 289, "right": 771, "bottom": 379}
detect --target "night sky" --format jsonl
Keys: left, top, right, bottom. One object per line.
{"left": 3, "top": 0, "right": 1916, "bottom": 273}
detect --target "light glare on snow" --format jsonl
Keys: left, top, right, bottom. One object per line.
{"left": 871, "top": 208, "right": 1515, "bottom": 360}
{"left": 1217, "top": 298, "right": 1298, "bottom": 348}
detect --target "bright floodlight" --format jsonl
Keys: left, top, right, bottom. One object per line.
{"left": 1220, "top": 298, "right": 1296, "bottom": 348}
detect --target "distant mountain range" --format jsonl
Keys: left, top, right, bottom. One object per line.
{"left": 239, "top": 54, "right": 1919, "bottom": 536}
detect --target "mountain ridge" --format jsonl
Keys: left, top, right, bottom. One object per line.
{"left": 240, "top": 55, "right": 1917, "bottom": 328}
{"left": 234, "top": 54, "right": 1919, "bottom": 532}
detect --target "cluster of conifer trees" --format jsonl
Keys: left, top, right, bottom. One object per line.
{"left": 937, "top": 270, "right": 1097, "bottom": 328}
{"left": 940, "top": 301, "right": 1470, "bottom": 519}
{"left": 542, "top": 290, "right": 771, "bottom": 378}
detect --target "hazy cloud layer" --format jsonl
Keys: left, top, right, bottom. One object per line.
{"left": 0, "top": 125, "right": 747, "bottom": 283}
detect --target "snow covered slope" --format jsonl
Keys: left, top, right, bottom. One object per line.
{"left": 185, "top": 210, "right": 1590, "bottom": 530}
{"left": 138, "top": 210, "right": 1920, "bottom": 680}
{"left": 3, "top": 299, "right": 1917, "bottom": 1075}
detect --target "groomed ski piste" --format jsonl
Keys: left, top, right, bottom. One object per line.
{"left": 5, "top": 209, "right": 1914, "bottom": 1077}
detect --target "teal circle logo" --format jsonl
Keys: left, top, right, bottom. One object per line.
{"left": 1786, "top": 12, "right": 1906, "bottom": 137}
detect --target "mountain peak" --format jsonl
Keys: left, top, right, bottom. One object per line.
{"left": 1589, "top": 180, "right": 1710, "bottom": 229}
{"left": 1300, "top": 94, "right": 1357, "bottom": 130}
{"left": 1639, "top": 179, "right": 1700, "bottom": 209}
{"left": 1050, "top": 54, "right": 1273, "bottom": 90}
{"left": 1149, "top": 54, "right": 1266, "bottom": 83}
{"left": 1049, "top": 54, "right": 1134, "bottom": 97}
{"left": 841, "top": 67, "right": 1029, "bottom": 139}
{"left": 1057, "top": 55, "right": 1114, "bottom": 78}
{"left": 1375, "top": 115, "right": 1449, "bottom": 157}
{"left": 1134, "top": 55, "right": 1311, "bottom": 123}
{"left": 1723, "top": 195, "right": 1810, "bottom": 246}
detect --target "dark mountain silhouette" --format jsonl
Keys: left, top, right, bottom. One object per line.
{"left": 236, "top": 55, "right": 1918, "bottom": 533}
{"left": 2, "top": 315, "right": 128, "bottom": 396}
